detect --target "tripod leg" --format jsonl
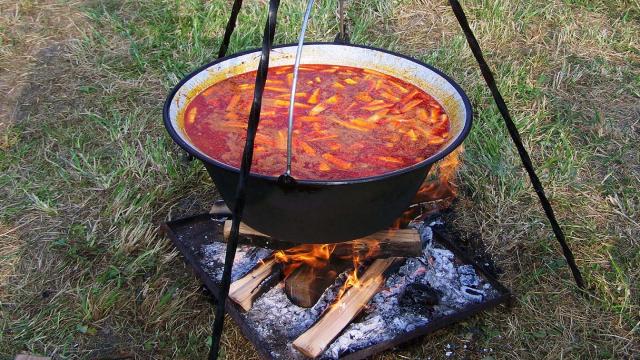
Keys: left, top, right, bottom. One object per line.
{"left": 217, "top": 0, "right": 244, "bottom": 59}
{"left": 448, "top": 0, "right": 584, "bottom": 289}
{"left": 208, "top": 1, "right": 282, "bottom": 359}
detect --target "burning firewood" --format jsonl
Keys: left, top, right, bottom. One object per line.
{"left": 222, "top": 220, "right": 422, "bottom": 258}
{"left": 228, "top": 258, "right": 281, "bottom": 311}
{"left": 292, "top": 258, "right": 404, "bottom": 358}
{"left": 280, "top": 229, "right": 420, "bottom": 308}
{"left": 334, "top": 231, "right": 422, "bottom": 259}
{"left": 284, "top": 260, "right": 351, "bottom": 308}
{"left": 225, "top": 222, "right": 420, "bottom": 311}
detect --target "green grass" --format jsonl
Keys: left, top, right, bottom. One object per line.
{"left": 1, "top": 0, "right": 638, "bottom": 358}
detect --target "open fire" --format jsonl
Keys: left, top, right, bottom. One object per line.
{"left": 163, "top": 149, "right": 509, "bottom": 359}
{"left": 395, "top": 146, "right": 462, "bottom": 228}
{"left": 200, "top": 150, "right": 496, "bottom": 359}
{"left": 274, "top": 244, "right": 340, "bottom": 278}
{"left": 274, "top": 243, "right": 362, "bottom": 308}
{"left": 193, "top": 217, "right": 505, "bottom": 359}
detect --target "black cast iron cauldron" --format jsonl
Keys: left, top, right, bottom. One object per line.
{"left": 164, "top": 43, "right": 472, "bottom": 243}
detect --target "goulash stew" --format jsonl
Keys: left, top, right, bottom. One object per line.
{"left": 182, "top": 65, "right": 450, "bottom": 180}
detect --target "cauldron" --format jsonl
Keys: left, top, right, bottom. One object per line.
{"left": 164, "top": 43, "right": 472, "bottom": 243}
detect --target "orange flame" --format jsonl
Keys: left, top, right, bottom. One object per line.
{"left": 274, "top": 244, "right": 336, "bottom": 278}
{"left": 393, "top": 147, "right": 463, "bottom": 228}
{"left": 416, "top": 146, "right": 462, "bottom": 203}
{"left": 273, "top": 243, "right": 369, "bottom": 302}
{"left": 334, "top": 254, "right": 362, "bottom": 301}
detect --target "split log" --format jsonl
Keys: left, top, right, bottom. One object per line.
{"left": 222, "top": 221, "right": 296, "bottom": 249}
{"left": 333, "top": 230, "right": 422, "bottom": 259}
{"left": 285, "top": 260, "right": 351, "bottom": 308}
{"left": 292, "top": 258, "right": 403, "bottom": 358}
{"left": 223, "top": 220, "right": 421, "bottom": 258}
{"left": 209, "top": 201, "right": 231, "bottom": 216}
{"left": 223, "top": 221, "right": 269, "bottom": 239}
{"left": 228, "top": 258, "right": 280, "bottom": 311}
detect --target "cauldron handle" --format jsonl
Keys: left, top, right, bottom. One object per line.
{"left": 281, "top": 0, "right": 315, "bottom": 184}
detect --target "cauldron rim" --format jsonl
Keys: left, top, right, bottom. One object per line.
{"left": 163, "top": 42, "right": 473, "bottom": 186}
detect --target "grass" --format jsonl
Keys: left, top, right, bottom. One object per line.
{"left": 1, "top": 0, "right": 638, "bottom": 358}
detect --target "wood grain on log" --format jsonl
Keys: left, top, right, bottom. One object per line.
{"left": 292, "top": 258, "right": 403, "bottom": 358}
{"left": 222, "top": 220, "right": 421, "bottom": 258}
{"left": 221, "top": 221, "right": 296, "bottom": 249}
{"left": 228, "top": 258, "right": 280, "bottom": 311}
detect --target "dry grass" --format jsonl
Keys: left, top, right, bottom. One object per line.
{"left": 0, "top": 0, "right": 87, "bottom": 140}
{"left": 1, "top": 0, "right": 638, "bottom": 358}
{"left": 0, "top": 223, "right": 23, "bottom": 300}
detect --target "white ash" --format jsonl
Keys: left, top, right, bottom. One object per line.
{"left": 322, "top": 221, "right": 499, "bottom": 359}
{"left": 241, "top": 269, "right": 358, "bottom": 359}
{"left": 201, "top": 220, "right": 501, "bottom": 359}
{"left": 200, "top": 242, "right": 272, "bottom": 282}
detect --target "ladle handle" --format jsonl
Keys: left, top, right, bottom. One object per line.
{"left": 283, "top": 0, "right": 315, "bottom": 179}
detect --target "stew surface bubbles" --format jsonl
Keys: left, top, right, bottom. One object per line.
{"left": 182, "top": 64, "right": 450, "bottom": 180}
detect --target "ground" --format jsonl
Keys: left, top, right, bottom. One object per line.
{"left": 0, "top": 0, "right": 638, "bottom": 359}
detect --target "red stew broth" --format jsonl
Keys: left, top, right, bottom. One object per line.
{"left": 181, "top": 64, "right": 450, "bottom": 180}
